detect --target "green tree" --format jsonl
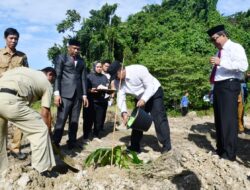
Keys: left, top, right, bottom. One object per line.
{"left": 48, "top": 0, "right": 250, "bottom": 110}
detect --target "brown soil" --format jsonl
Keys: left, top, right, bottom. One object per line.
{"left": 1, "top": 110, "right": 250, "bottom": 190}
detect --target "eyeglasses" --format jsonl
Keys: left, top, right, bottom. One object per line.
{"left": 210, "top": 35, "right": 221, "bottom": 42}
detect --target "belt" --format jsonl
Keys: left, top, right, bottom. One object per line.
{"left": 0, "top": 88, "right": 19, "bottom": 96}
{"left": 214, "top": 78, "right": 240, "bottom": 84}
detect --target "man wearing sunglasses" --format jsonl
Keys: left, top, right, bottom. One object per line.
{"left": 207, "top": 25, "right": 248, "bottom": 161}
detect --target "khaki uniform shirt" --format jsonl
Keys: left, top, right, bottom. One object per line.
{"left": 0, "top": 67, "right": 52, "bottom": 108}
{"left": 0, "top": 48, "right": 28, "bottom": 76}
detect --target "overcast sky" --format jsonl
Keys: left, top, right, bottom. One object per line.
{"left": 0, "top": 0, "right": 249, "bottom": 69}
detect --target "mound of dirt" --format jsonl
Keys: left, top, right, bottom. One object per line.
{"left": 1, "top": 110, "right": 250, "bottom": 189}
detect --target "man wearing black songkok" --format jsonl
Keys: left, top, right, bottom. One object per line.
{"left": 53, "top": 38, "right": 89, "bottom": 149}
{"left": 207, "top": 25, "right": 248, "bottom": 161}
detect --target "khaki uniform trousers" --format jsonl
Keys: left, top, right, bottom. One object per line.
{"left": 0, "top": 93, "right": 55, "bottom": 173}
{"left": 238, "top": 93, "right": 244, "bottom": 132}
{"left": 9, "top": 125, "right": 22, "bottom": 153}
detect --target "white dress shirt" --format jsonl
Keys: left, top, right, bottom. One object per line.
{"left": 115, "top": 65, "right": 161, "bottom": 113}
{"left": 215, "top": 39, "right": 248, "bottom": 81}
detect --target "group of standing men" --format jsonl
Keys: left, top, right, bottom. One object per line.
{"left": 0, "top": 27, "right": 172, "bottom": 176}
{"left": 0, "top": 23, "right": 249, "bottom": 176}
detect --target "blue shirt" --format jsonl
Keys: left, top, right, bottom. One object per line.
{"left": 181, "top": 96, "right": 189, "bottom": 107}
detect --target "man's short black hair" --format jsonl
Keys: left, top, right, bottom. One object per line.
{"left": 68, "top": 38, "right": 81, "bottom": 46}
{"left": 41, "top": 67, "right": 56, "bottom": 76}
{"left": 107, "top": 60, "right": 122, "bottom": 80}
{"left": 102, "top": 59, "right": 111, "bottom": 65}
{"left": 4, "top": 28, "right": 19, "bottom": 38}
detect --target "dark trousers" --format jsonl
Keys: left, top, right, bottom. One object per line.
{"left": 101, "top": 99, "right": 109, "bottom": 130}
{"left": 213, "top": 80, "right": 240, "bottom": 159}
{"left": 181, "top": 107, "right": 188, "bottom": 116}
{"left": 131, "top": 87, "right": 171, "bottom": 151}
{"left": 53, "top": 93, "right": 82, "bottom": 145}
{"left": 83, "top": 101, "right": 108, "bottom": 139}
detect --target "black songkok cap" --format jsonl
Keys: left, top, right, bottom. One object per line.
{"left": 68, "top": 38, "right": 81, "bottom": 46}
{"left": 207, "top": 25, "right": 225, "bottom": 37}
{"left": 107, "top": 60, "right": 122, "bottom": 80}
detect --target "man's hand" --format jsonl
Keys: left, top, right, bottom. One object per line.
{"left": 137, "top": 99, "right": 145, "bottom": 107}
{"left": 122, "top": 112, "right": 129, "bottom": 125}
{"left": 40, "top": 107, "right": 52, "bottom": 134}
{"left": 83, "top": 96, "right": 89, "bottom": 108}
{"left": 54, "top": 95, "right": 61, "bottom": 107}
{"left": 209, "top": 56, "right": 220, "bottom": 66}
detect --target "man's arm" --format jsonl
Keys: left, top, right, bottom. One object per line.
{"left": 81, "top": 60, "right": 89, "bottom": 107}
{"left": 22, "top": 54, "right": 29, "bottom": 67}
{"left": 54, "top": 55, "right": 64, "bottom": 92}
{"left": 40, "top": 106, "right": 52, "bottom": 134}
{"left": 138, "top": 67, "right": 155, "bottom": 106}
{"left": 54, "top": 55, "right": 64, "bottom": 106}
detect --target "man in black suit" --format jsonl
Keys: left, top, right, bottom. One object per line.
{"left": 53, "top": 38, "right": 88, "bottom": 149}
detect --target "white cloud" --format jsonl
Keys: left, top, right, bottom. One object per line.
{"left": 19, "top": 33, "right": 34, "bottom": 42}
{"left": 25, "top": 26, "right": 46, "bottom": 33}
{"left": 0, "top": 0, "right": 163, "bottom": 69}
{"left": 217, "top": 0, "right": 250, "bottom": 16}
{"left": 0, "top": 0, "right": 162, "bottom": 25}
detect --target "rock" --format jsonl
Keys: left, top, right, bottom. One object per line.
{"left": 17, "top": 173, "right": 30, "bottom": 187}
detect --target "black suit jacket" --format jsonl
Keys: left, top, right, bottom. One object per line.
{"left": 54, "top": 54, "right": 87, "bottom": 99}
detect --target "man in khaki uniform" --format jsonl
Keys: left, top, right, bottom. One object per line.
{"left": 0, "top": 28, "right": 29, "bottom": 160}
{"left": 0, "top": 67, "right": 56, "bottom": 174}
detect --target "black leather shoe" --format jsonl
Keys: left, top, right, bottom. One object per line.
{"left": 40, "top": 170, "right": 58, "bottom": 178}
{"left": 215, "top": 149, "right": 223, "bottom": 156}
{"left": 10, "top": 151, "right": 27, "bottom": 160}
{"left": 220, "top": 153, "right": 236, "bottom": 161}
{"left": 161, "top": 148, "right": 172, "bottom": 154}
{"left": 126, "top": 146, "right": 141, "bottom": 154}
{"left": 67, "top": 142, "right": 82, "bottom": 150}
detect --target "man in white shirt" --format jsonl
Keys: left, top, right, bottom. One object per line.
{"left": 108, "top": 61, "right": 171, "bottom": 154}
{"left": 207, "top": 24, "right": 248, "bottom": 161}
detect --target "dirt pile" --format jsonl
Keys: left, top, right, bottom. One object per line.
{"left": 1, "top": 111, "right": 250, "bottom": 189}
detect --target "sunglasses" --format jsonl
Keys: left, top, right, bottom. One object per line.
{"left": 210, "top": 35, "right": 222, "bottom": 42}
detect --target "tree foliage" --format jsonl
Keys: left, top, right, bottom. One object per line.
{"left": 48, "top": 0, "right": 250, "bottom": 110}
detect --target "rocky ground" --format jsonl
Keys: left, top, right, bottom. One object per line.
{"left": 1, "top": 110, "right": 250, "bottom": 190}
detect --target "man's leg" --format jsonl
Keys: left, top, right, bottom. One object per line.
{"left": 83, "top": 105, "right": 94, "bottom": 140}
{"left": 0, "top": 95, "right": 55, "bottom": 172}
{"left": 9, "top": 126, "right": 26, "bottom": 160}
{"left": 129, "top": 99, "right": 143, "bottom": 152}
{"left": 68, "top": 97, "right": 82, "bottom": 144}
{"left": 238, "top": 94, "right": 244, "bottom": 133}
{"left": 10, "top": 105, "right": 55, "bottom": 172}
{"left": 53, "top": 97, "right": 73, "bottom": 146}
{"left": 130, "top": 130, "right": 143, "bottom": 152}
{"left": 146, "top": 87, "right": 171, "bottom": 152}
{"left": 214, "top": 81, "right": 240, "bottom": 160}
{"left": 0, "top": 117, "right": 8, "bottom": 173}
{"left": 101, "top": 101, "right": 108, "bottom": 130}
{"left": 10, "top": 126, "right": 22, "bottom": 153}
